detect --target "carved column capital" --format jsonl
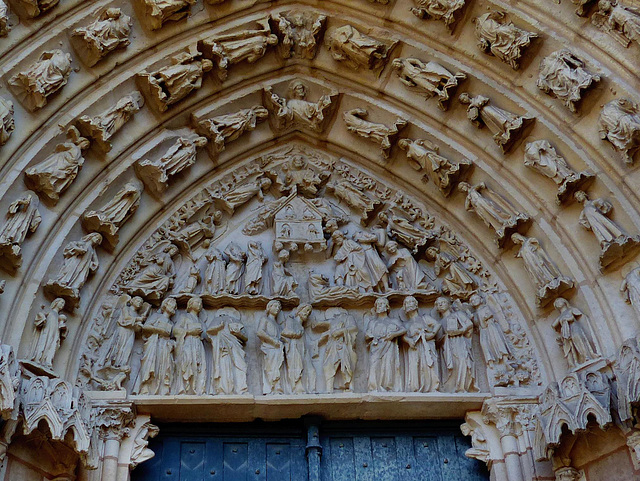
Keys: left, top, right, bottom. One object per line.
{"left": 92, "top": 401, "right": 136, "bottom": 441}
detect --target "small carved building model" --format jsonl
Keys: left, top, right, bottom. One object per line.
{"left": 271, "top": 11, "right": 326, "bottom": 59}
{"left": 459, "top": 93, "right": 534, "bottom": 154}
{"left": 537, "top": 49, "right": 601, "bottom": 113}
{"left": 76, "top": 91, "right": 144, "bottom": 152}
{"left": 411, "top": 0, "right": 467, "bottom": 31}
{"left": 138, "top": 0, "right": 196, "bottom": 31}
{"left": 274, "top": 194, "right": 326, "bottom": 252}
{"left": 9, "top": 50, "right": 72, "bottom": 112}
{"left": 343, "top": 108, "right": 408, "bottom": 159}
{"left": 592, "top": 0, "right": 640, "bottom": 48}
{"left": 524, "top": 140, "right": 594, "bottom": 204}
{"left": 324, "top": 25, "right": 397, "bottom": 72}
{"left": 10, "top": 0, "right": 58, "bottom": 19}
{"left": 391, "top": 58, "right": 466, "bottom": 111}
{"left": 0, "top": 96, "right": 14, "bottom": 146}
{"left": 198, "top": 19, "right": 278, "bottom": 81}
{"left": 474, "top": 11, "right": 538, "bottom": 70}
{"left": 71, "top": 8, "right": 132, "bottom": 67}
{"left": 137, "top": 52, "right": 213, "bottom": 112}
{"left": 598, "top": 98, "right": 640, "bottom": 164}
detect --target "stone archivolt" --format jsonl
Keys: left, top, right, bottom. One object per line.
{"left": 0, "top": 1, "right": 639, "bottom": 480}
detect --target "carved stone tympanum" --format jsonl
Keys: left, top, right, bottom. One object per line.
{"left": 198, "top": 19, "right": 278, "bottom": 81}
{"left": 263, "top": 81, "right": 338, "bottom": 133}
{"left": 552, "top": 298, "right": 600, "bottom": 368}
{"left": 138, "top": 0, "right": 196, "bottom": 30}
{"left": 9, "top": 50, "right": 72, "bottom": 111}
{"left": 71, "top": 8, "right": 132, "bottom": 67}
{"left": 0, "top": 191, "right": 41, "bottom": 272}
{"left": 592, "top": 0, "right": 640, "bottom": 48}
{"left": 512, "top": 233, "right": 574, "bottom": 307}
{"left": 598, "top": 98, "right": 640, "bottom": 164}
{"left": 398, "top": 138, "right": 472, "bottom": 196}
{"left": 575, "top": 190, "right": 640, "bottom": 269}
{"left": 391, "top": 58, "right": 466, "bottom": 110}
{"left": 136, "top": 135, "right": 208, "bottom": 197}
{"left": 474, "top": 11, "right": 538, "bottom": 70}
{"left": 411, "top": 0, "right": 466, "bottom": 31}
{"left": 82, "top": 181, "right": 143, "bottom": 249}
{"left": 524, "top": 140, "right": 595, "bottom": 204}
{"left": 459, "top": 182, "right": 531, "bottom": 248}
{"left": 77, "top": 92, "right": 144, "bottom": 152}
{"left": 343, "top": 108, "right": 408, "bottom": 159}
{"left": 44, "top": 232, "right": 102, "bottom": 309}
{"left": 459, "top": 93, "right": 534, "bottom": 153}
{"left": 324, "top": 25, "right": 397, "bottom": 72}
{"left": 271, "top": 11, "right": 326, "bottom": 59}
{"left": 537, "top": 49, "right": 601, "bottom": 112}
{"left": 0, "top": 97, "right": 14, "bottom": 145}
{"left": 10, "top": 0, "right": 57, "bottom": 19}
{"left": 194, "top": 106, "right": 268, "bottom": 154}
{"left": 137, "top": 52, "right": 213, "bottom": 112}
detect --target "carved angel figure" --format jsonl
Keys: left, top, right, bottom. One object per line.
{"left": 552, "top": 298, "right": 600, "bottom": 368}
{"left": 385, "top": 241, "right": 430, "bottom": 291}
{"left": 137, "top": 53, "right": 213, "bottom": 112}
{"left": 124, "top": 243, "right": 179, "bottom": 303}
{"left": 537, "top": 49, "right": 600, "bottom": 113}
{"left": 214, "top": 176, "right": 271, "bottom": 214}
{"left": 592, "top": 0, "right": 640, "bottom": 48}
{"left": 402, "top": 296, "right": 440, "bottom": 392}
{"left": 474, "top": 11, "right": 537, "bottom": 70}
{"left": 313, "top": 308, "right": 357, "bottom": 392}
{"left": 281, "top": 304, "right": 312, "bottom": 394}
{"left": 524, "top": 140, "right": 594, "bottom": 204}
{"left": 437, "top": 296, "right": 477, "bottom": 393}
{"left": 391, "top": 58, "right": 466, "bottom": 110}
{"left": 82, "top": 181, "right": 142, "bottom": 249}
{"left": 139, "top": 0, "right": 196, "bottom": 31}
{"left": 136, "top": 136, "right": 208, "bottom": 197}
{"left": 469, "top": 294, "right": 512, "bottom": 368}
{"left": 271, "top": 11, "right": 326, "bottom": 59}
{"left": 324, "top": 25, "right": 396, "bottom": 71}
{"left": 575, "top": 190, "right": 640, "bottom": 268}
{"left": 0, "top": 191, "right": 41, "bottom": 271}
{"left": 224, "top": 242, "right": 246, "bottom": 294}
{"left": 598, "top": 98, "right": 640, "bottom": 164}
{"left": 257, "top": 300, "right": 285, "bottom": 395}
{"left": 134, "top": 297, "right": 176, "bottom": 395}
{"left": 44, "top": 232, "right": 102, "bottom": 308}
{"left": 71, "top": 8, "right": 132, "bottom": 66}
{"left": 195, "top": 106, "right": 268, "bottom": 154}
{"left": 28, "top": 298, "right": 66, "bottom": 370}
{"left": 459, "top": 93, "right": 534, "bottom": 153}
{"left": 398, "top": 138, "right": 472, "bottom": 196}
{"left": 207, "top": 307, "right": 248, "bottom": 395}
{"left": 272, "top": 249, "right": 298, "bottom": 297}
{"left": 429, "top": 247, "right": 477, "bottom": 300}
{"left": 377, "top": 210, "right": 436, "bottom": 253}
{"left": 622, "top": 266, "right": 640, "bottom": 323}
{"left": 173, "top": 297, "right": 207, "bottom": 395}
{"left": 365, "top": 299, "right": 405, "bottom": 392}
{"left": 76, "top": 91, "right": 144, "bottom": 152}
{"left": 512, "top": 234, "right": 574, "bottom": 307}
{"left": 458, "top": 182, "right": 530, "bottom": 248}
{"left": 11, "top": 0, "right": 58, "bottom": 19}
{"left": 0, "top": 97, "right": 14, "bottom": 145}
{"left": 24, "top": 127, "right": 90, "bottom": 204}
{"left": 326, "top": 180, "right": 380, "bottom": 223}
{"left": 198, "top": 19, "right": 278, "bottom": 81}
{"left": 0, "top": 1, "right": 10, "bottom": 36}
{"left": 9, "top": 49, "right": 72, "bottom": 111}
{"left": 411, "top": 0, "right": 466, "bottom": 31}
{"left": 343, "top": 108, "right": 407, "bottom": 159}
{"left": 263, "top": 81, "right": 337, "bottom": 133}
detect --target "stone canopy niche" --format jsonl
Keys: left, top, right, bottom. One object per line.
{"left": 74, "top": 143, "right": 541, "bottom": 418}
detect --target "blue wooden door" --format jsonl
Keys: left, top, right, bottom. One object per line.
{"left": 132, "top": 421, "right": 488, "bottom": 481}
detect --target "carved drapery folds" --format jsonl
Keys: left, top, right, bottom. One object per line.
{"left": 0, "top": 344, "right": 19, "bottom": 420}
{"left": 0, "top": 1, "right": 9, "bottom": 36}
{"left": 598, "top": 98, "right": 640, "bottom": 165}
{"left": 270, "top": 11, "right": 326, "bottom": 60}
{"left": 0, "top": 96, "right": 14, "bottom": 145}
{"left": 343, "top": 108, "right": 408, "bottom": 159}
{"left": 9, "top": 0, "right": 58, "bottom": 19}
{"left": 551, "top": 297, "right": 601, "bottom": 369}
{"left": 137, "top": 0, "right": 196, "bottom": 31}
{"left": 537, "top": 49, "right": 601, "bottom": 113}
{"left": 71, "top": 8, "right": 132, "bottom": 67}
{"left": 592, "top": 1, "right": 640, "bottom": 48}
{"left": 0, "top": 191, "right": 41, "bottom": 273}
{"left": 459, "top": 93, "right": 534, "bottom": 153}
{"left": 193, "top": 106, "right": 267, "bottom": 155}
{"left": 9, "top": 49, "right": 72, "bottom": 111}
{"left": 411, "top": 0, "right": 467, "bottom": 31}
{"left": 474, "top": 11, "right": 538, "bottom": 70}
{"left": 324, "top": 25, "right": 397, "bottom": 72}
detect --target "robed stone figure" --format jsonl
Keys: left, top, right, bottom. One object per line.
{"left": 173, "top": 297, "right": 207, "bottom": 395}
{"left": 257, "top": 300, "right": 285, "bottom": 395}
{"left": 206, "top": 307, "right": 248, "bottom": 395}
{"left": 28, "top": 298, "right": 67, "bottom": 370}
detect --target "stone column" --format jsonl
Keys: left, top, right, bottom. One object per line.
{"left": 483, "top": 399, "right": 525, "bottom": 481}
{"left": 305, "top": 417, "right": 322, "bottom": 481}
{"left": 92, "top": 401, "right": 136, "bottom": 481}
